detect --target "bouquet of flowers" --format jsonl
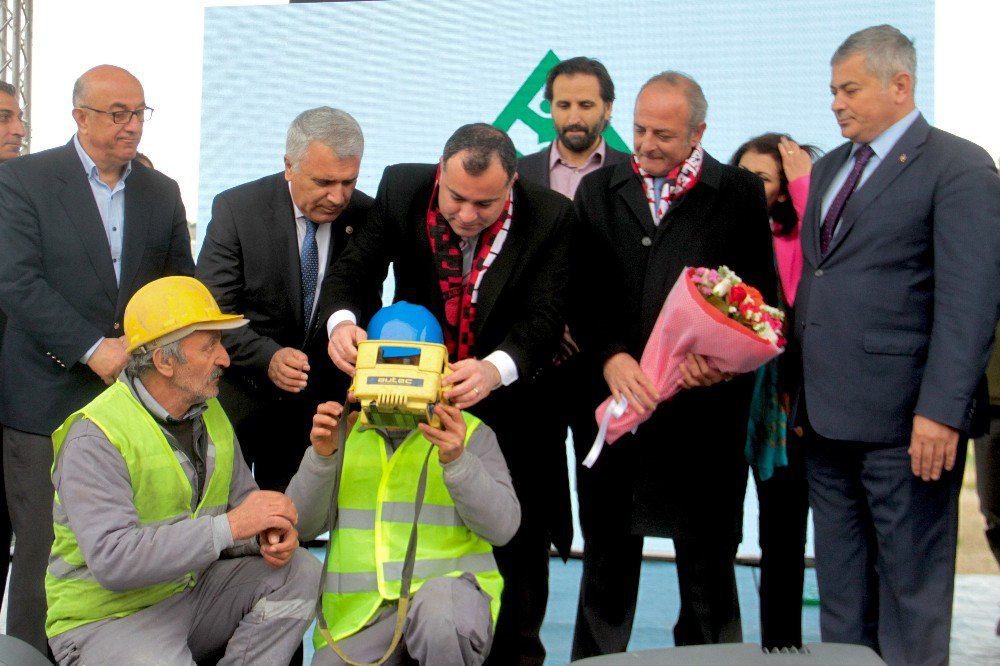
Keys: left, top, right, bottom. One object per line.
{"left": 583, "top": 266, "right": 786, "bottom": 468}
{"left": 690, "top": 266, "right": 786, "bottom": 348}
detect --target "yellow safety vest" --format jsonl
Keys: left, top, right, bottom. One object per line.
{"left": 315, "top": 413, "right": 503, "bottom": 650}
{"left": 46, "top": 381, "right": 234, "bottom": 638}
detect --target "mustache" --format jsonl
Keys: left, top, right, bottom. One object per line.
{"left": 209, "top": 367, "right": 225, "bottom": 381}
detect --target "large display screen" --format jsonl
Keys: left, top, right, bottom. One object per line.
{"left": 199, "top": 0, "right": 933, "bottom": 228}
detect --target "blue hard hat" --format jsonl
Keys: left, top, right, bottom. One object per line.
{"left": 367, "top": 302, "right": 444, "bottom": 358}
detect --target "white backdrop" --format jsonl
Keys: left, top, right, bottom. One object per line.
{"left": 28, "top": 0, "right": 1000, "bottom": 234}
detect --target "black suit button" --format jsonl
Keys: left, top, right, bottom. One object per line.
{"left": 814, "top": 269, "right": 824, "bottom": 277}
{"left": 641, "top": 237, "right": 652, "bottom": 247}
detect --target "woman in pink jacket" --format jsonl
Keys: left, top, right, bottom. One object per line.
{"left": 730, "top": 133, "right": 819, "bottom": 651}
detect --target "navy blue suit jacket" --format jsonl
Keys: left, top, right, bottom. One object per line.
{"left": 0, "top": 140, "right": 194, "bottom": 435}
{"left": 796, "top": 114, "right": 1000, "bottom": 444}
{"left": 197, "top": 172, "right": 374, "bottom": 418}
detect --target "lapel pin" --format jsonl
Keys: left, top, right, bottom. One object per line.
{"left": 345, "top": 225, "right": 354, "bottom": 234}
{"left": 899, "top": 153, "right": 907, "bottom": 163}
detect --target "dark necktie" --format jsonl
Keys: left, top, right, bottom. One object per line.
{"left": 300, "top": 219, "right": 319, "bottom": 332}
{"left": 820, "top": 144, "right": 875, "bottom": 255}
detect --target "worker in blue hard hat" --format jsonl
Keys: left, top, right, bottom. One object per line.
{"left": 366, "top": 300, "right": 443, "bottom": 361}
{"left": 286, "top": 302, "right": 521, "bottom": 665}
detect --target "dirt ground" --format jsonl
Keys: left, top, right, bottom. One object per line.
{"left": 958, "top": 443, "right": 999, "bottom": 574}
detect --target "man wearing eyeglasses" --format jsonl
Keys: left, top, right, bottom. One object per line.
{"left": 0, "top": 64, "right": 194, "bottom": 654}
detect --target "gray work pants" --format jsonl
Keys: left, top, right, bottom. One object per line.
{"left": 49, "top": 549, "right": 321, "bottom": 665}
{"left": 312, "top": 573, "right": 493, "bottom": 666}
{"left": 3, "top": 427, "right": 56, "bottom": 655}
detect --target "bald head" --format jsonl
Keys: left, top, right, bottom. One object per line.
{"left": 73, "top": 65, "right": 143, "bottom": 108}
{"left": 71, "top": 65, "right": 147, "bottom": 180}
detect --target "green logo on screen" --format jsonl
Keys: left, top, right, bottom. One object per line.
{"left": 492, "top": 50, "right": 629, "bottom": 158}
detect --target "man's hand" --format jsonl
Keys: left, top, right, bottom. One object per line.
{"left": 442, "top": 358, "right": 501, "bottom": 409}
{"left": 268, "top": 347, "right": 310, "bottom": 392}
{"left": 226, "top": 490, "right": 298, "bottom": 541}
{"left": 87, "top": 337, "right": 128, "bottom": 385}
{"left": 677, "top": 353, "right": 733, "bottom": 389}
{"left": 310, "top": 401, "right": 358, "bottom": 457}
{"left": 909, "top": 414, "right": 960, "bottom": 481}
{"left": 418, "top": 404, "right": 467, "bottom": 464}
{"left": 554, "top": 326, "right": 580, "bottom": 366}
{"left": 603, "top": 352, "right": 659, "bottom": 416}
{"left": 328, "top": 322, "right": 366, "bottom": 375}
{"left": 259, "top": 525, "right": 299, "bottom": 568}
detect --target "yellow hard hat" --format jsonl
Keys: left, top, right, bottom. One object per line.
{"left": 124, "top": 276, "right": 248, "bottom": 354}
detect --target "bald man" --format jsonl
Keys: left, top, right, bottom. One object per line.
{"left": 0, "top": 64, "right": 193, "bottom": 652}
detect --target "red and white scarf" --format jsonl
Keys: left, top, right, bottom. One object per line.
{"left": 631, "top": 144, "right": 704, "bottom": 224}
{"left": 426, "top": 166, "right": 512, "bottom": 361}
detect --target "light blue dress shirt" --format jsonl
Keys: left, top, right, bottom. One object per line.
{"left": 73, "top": 134, "right": 131, "bottom": 283}
{"left": 73, "top": 134, "right": 132, "bottom": 362}
{"left": 820, "top": 108, "right": 921, "bottom": 231}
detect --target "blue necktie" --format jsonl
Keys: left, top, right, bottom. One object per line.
{"left": 300, "top": 219, "right": 319, "bottom": 332}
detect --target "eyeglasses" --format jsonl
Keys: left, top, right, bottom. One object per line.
{"left": 79, "top": 106, "right": 154, "bottom": 124}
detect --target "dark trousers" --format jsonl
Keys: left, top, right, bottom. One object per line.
{"left": 752, "top": 429, "right": 809, "bottom": 650}
{"left": 235, "top": 399, "right": 313, "bottom": 493}
{"left": 974, "top": 414, "right": 1000, "bottom": 566}
{"left": 0, "top": 427, "right": 12, "bottom": 607}
{"left": 3, "top": 427, "right": 56, "bottom": 656}
{"left": 803, "top": 420, "right": 963, "bottom": 666}
{"left": 484, "top": 517, "right": 551, "bottom": 666}
{"left": 570, "top": 434, "right": 742, "bottom": 660}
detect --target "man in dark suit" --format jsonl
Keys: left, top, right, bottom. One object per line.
{"left": 517, "top": 56, "right": 628, "bottom": 199}
{"left": 197, "top": 107, "right": 373, "bottom": 492}
{"left": 322, "top": 123, "right": 574, "bottom": 665}
{"left": 795, "top": 25, "right": 1000, "bottom": 664}
{"left": 0, "top": 64, "right": 194, "bottom": 653}
{"left": 517, "top": 56, "right": 631, "bottom": 582}
{"left": 0, "top": 79, "right": 25, "bottom": 646}
{"left": 569, "top": 72, "right": 776, "bottom": 658}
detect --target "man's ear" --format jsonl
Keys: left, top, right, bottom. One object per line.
{"left": 890, "top": 70, "right": 914, "bottom": 104}
{"left": 72, "top": 108, "right": 88, "bottom": 135}
{"left": 152, "top": 347, "right": 174, "bottom": 378}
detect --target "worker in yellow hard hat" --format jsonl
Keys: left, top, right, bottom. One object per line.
{"left": 45, "top": 275, "right": 321, "bottom": 665}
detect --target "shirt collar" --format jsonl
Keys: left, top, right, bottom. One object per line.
{"left": 548, "top": 138, "right": 607, "bottom": 169}
{"left": 288, "top": 181, "right": 307, "bottom": 221}
{"left": 854, "top": 108, "right": 920, "bottom": 160}
{"left": 73, "top": 133, "right": 132, "bottom": 185}
{"left": 125, "top": 373, "right": 208, "bottom": 424}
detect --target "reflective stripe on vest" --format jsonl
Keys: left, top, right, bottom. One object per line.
{"left": 45, "top": 381, "right": 235, "bottom": 638}
{"left": 315, "top": 413, "right": 503, "bottom": 650}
